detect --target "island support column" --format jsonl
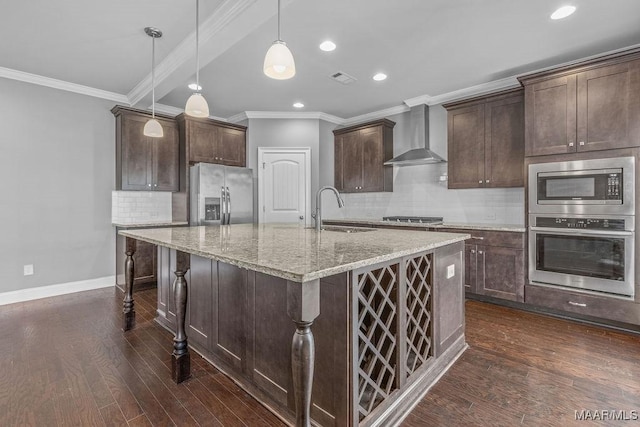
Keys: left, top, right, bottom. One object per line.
{"left": 287, "top": 279, "right": 320, "bottom": 427}
{"left": 122, "top": 237, "right": 136, "bottom": 331}
{"left": 172, "top": 251, "right": 191, "bottom": 384}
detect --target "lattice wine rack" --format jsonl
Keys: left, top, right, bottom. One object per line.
{"left": 352, "top": 252, "right": 434, "bottom": 423}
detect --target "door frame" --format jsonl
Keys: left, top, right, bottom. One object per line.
{"left": 257, "top": 147, "right": 312, "bottom": 226}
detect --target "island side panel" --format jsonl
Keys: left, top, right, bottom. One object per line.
{"left": 433, "top": 241, "right": 465, "bottom": 356}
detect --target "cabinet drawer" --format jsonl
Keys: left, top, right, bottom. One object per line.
{"left": 525, "top": 284, "right": 640, "bottom": 325}
{"left": 435, "top": 229, "right": 524, "bottom": 249}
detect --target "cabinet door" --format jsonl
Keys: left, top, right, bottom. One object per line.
{"left": 360, "top": 126, "right": 385, "bottom": 191}
{"left": 218, "top": 127, "right": 246, "bottom": 167}
{"left": 476, "top": 246, "right": 524, "bottom": 302}
{"left": 132, "top": 240, "right": 156, "bottom": 285}
{"left": 211, "top": 262, "right": 247, "bottom": 371}
{"left": 187, "top": 255, "right": 213, "bottom": 349}
{"left": 447, "top": 104, "right": 485, "bottom": 188}
{"left": 576, "top": 59, "right": 640, "bottom": 152}
{"left": 524, "top": 75, "right": 577, "bottom": 156}
{"left": 121, "top": 115, "right": 153, "bottom": 190}
{"left": 152, "top": 120, "right": 179, "bottom": 191}
{"left": 189, "top": 120, "right": 218, "bottom": 163}
{"left": 341, "top": 131, "right": 363, "bottom": 192}
{"left": 484, "top": 94, "right": 525, "bottom": 187}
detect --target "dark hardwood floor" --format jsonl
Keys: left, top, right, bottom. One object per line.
{"left": 1, "top": 287, "right": 639, "bottom": 426}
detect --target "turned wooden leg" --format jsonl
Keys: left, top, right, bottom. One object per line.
{"left": 122, "top": 237, "right": 136, "bottom": 331}
{"left": 287, "top": 279, "right": 320, "bottom": 427}
{"left": 172, "top": 251, "right": 191, "bottom": 384}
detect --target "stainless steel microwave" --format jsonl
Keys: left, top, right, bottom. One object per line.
{"left": 528, "top": 157, "right": 635, "bottom": 215}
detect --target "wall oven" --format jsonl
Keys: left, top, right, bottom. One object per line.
{"left": 528, "top": 156, "right": 635, "bottom": 298}
{"left": 529, "top": 214, "right": 635, "bottom": 297}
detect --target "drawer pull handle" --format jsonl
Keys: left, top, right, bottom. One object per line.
{"left": 471, "top": 236, "right": 484, "bottom": 240}
{"left": 568, "top": 301, "right": 587, "bottom": 307}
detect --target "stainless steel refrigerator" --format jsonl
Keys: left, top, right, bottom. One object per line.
{"left": 190, "top": 163, "right": 254, "bottom": 225}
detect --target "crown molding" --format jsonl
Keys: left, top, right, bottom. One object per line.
{"left": 127, "top": 0, "right": 259, "bottom": 106}
{"left": 232, "top": 111, "right": 344, "bottom": 124}
{"left": 227, "top": 111, "right": 248, "bottom": 123}
{"left": 0, "top": 66, "right": 130, "bottom": 104}
{"left": 152, "top": 103, "right": 228, "bottom": 121}
{"left": 426, "top": 76, "right": 521, "bottom": 105}
{"left": 342, "top": 104, "right": 410, "bottom": 126}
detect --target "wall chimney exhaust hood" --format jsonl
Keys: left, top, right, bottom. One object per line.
{"left": 384, "top": 104, "right": 446, "bottom": 166}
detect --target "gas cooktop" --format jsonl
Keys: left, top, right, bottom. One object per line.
{"left": 382, "top": 216, "right": 444, "bottom": 224}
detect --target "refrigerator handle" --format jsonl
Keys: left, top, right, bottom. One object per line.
{"left": 226, "top": 186, "right": 231, "bottom": 224}
{"left": 221, "top": 186, "right": 227, "bottom": 225}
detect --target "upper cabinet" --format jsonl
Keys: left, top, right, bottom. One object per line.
{"left": 177, "top": 114, "right": 247, "bottom": 167}
{"left": 334, "top": 119, "right": 394, "bottom": 193}
{"left": 112, "top": 106, "right": 180, "bottom": 192}
{"left": 519, "top": 51, "right": 640, "bottom": 156}
{"left": 444, "top": 89, "right": 525, "bottom": 189}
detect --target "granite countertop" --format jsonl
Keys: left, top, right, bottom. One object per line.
{"left": 112, "top": 221, "right": 189, "bottom": 229}
{"left": 119, "top": 224, "right": 469, "bottom": 283}
{"left": 323, "top": 218, "right": 525, "bottom": 233}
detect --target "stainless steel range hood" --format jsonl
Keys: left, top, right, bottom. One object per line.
{"left": 384, "top": 104, "right": 446, "bottom": 166}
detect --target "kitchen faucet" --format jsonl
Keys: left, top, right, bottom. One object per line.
{"left": 314, "top": 186, "right": 345, "bottom": 231}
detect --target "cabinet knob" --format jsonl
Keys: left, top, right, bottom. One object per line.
{"left": 154, "top": 184, "right": 157, "bottom": 187}
{"left": 579, "top": 141, "right": 585, "bottom": 146}
{"left": 471, "top": 249, "right": 476, "bottom": 254}
{"left": 478, "top": 180, "right": 483, "bottom": 184}
{"left": 148, "top": 184, "right": 151, "bottom": 187}
{"left": 569, "top": 142, "right": 574, "bottom": 147}
{"left": 478, "top": 250, "right": 483, "bottom": 255}
{"left": 485, "top": 179, "right": 490, "bottom": 184}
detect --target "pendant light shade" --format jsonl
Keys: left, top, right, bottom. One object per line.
{"left": 264, "top": 0, "right": 295, "bottom": 80}
{"left": 264, "top": 41, "right": 296, "bottom": 80}
{"left": 185, "top": 93, "right": 210, "bottom": 117}
{"left": 185, "top": 0, "right": 210, "bottom": 118}
{"left": 143, "top": 27, "right": 163, "bottom": 137}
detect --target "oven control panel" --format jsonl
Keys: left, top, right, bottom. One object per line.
{"left": 607, "top": 173, "right": 622, "bottom": 197}
{"left": 536, "top": 216, "right": 626, "bottom": 230}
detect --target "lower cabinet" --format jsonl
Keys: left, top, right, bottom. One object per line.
{"left": 439, "top": 229, "right": 525, "bottom": 302}
{"left": 116, "top": 232, "right": 157, "bottom": 291}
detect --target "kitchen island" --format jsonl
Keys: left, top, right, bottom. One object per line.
{"left": 119, "top": 224, "right": 469, "bottom": 427}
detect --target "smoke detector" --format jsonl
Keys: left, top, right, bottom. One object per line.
{"left": 329, "top": 71, "right": 357, "bottom": 85}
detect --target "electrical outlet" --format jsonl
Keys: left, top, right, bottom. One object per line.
{"left": 23, "top": 264, "right": 34, "bottom": 276}
{"left": 446, "top": 264, "right": 455, "bottom": 279}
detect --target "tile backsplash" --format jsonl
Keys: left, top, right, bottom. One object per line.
{"left": 323, "top": 163, "right": 525, "bottom": 225}
{"left": 111, "top": 191, "right": 172, "bottom": 224}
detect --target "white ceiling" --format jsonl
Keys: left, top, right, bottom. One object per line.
{"left": 2, "top": 0, "right": 640, "bottom": 119}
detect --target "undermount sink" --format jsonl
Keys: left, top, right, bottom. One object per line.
{"left": 321, "top": 226, "right": 376, "bottom": 233}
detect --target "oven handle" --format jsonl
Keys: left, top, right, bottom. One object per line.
{"left": 529, "top": 226, "right": 634, "bottom": 237}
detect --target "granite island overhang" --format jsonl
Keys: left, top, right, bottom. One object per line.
{"left": 118, "top": 224, "right": 470, "bottom": 427}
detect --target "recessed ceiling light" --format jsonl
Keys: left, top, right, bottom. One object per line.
{"left": 188, "top": 83, "right": 202, "bottom": 91}
{"left": 319, "top": 41, "right": 336, "bottom": 52}
{"left": 550, "top": 5, "right": 576, "bottom": 20}
{"left": 373, "top": 73, "right": 387, "bottom": 81}
{"left": 293, "top": 102, "right": 304, "bottom": 108}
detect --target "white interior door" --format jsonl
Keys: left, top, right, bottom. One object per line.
{"left": 258, "top": 148, "right": 311, "bottom": 226}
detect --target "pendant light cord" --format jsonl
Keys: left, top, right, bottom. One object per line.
{"left": 277, "top": 0, "right": 281, "bottom": 41}
{"left": 151, "top": 36, "right": 156, "bottom": 118}
{"left": 195, "top": 0, "right": 200, "bottom": 91}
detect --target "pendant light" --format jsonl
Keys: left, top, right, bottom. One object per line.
{"left": 185, "top": 0, "right": 210, "bottom": 117}
{"left": 143, "top": 27, "right": 163, "bottom": 137}
{"left": 263, "top": 0, "right": 295, "bottom": 80}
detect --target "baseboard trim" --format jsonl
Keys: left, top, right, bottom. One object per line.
{"left": 0, "top": 276, "right": 115, "bottom": 306}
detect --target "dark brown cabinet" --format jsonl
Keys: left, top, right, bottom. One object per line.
{"left": 177, "top": 114, "right": 247, "bottom": 167}
{"left": 112, "top": 106, "right": 180, "bottom": 192}
{"left": 444, "top": 89, "right": 524, "bottom": 189}
{"left": 334, "top": 119, "right": 394, "bottom": 193}
{"left": 519, "top": 52, "right": 640, "bottom": 156}
{"left": 439, "top": 228, "right": 525, "bottom": 302}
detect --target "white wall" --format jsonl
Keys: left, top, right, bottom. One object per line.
{"left": 0, "top": 78, "right": 115, "bottom": 293}
{"left": 322, "top": 105, "right": 525, "bottom": 225}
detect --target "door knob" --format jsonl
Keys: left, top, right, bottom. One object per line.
{"left": 299, "top": 216, "right": 304, "bottom": 220}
